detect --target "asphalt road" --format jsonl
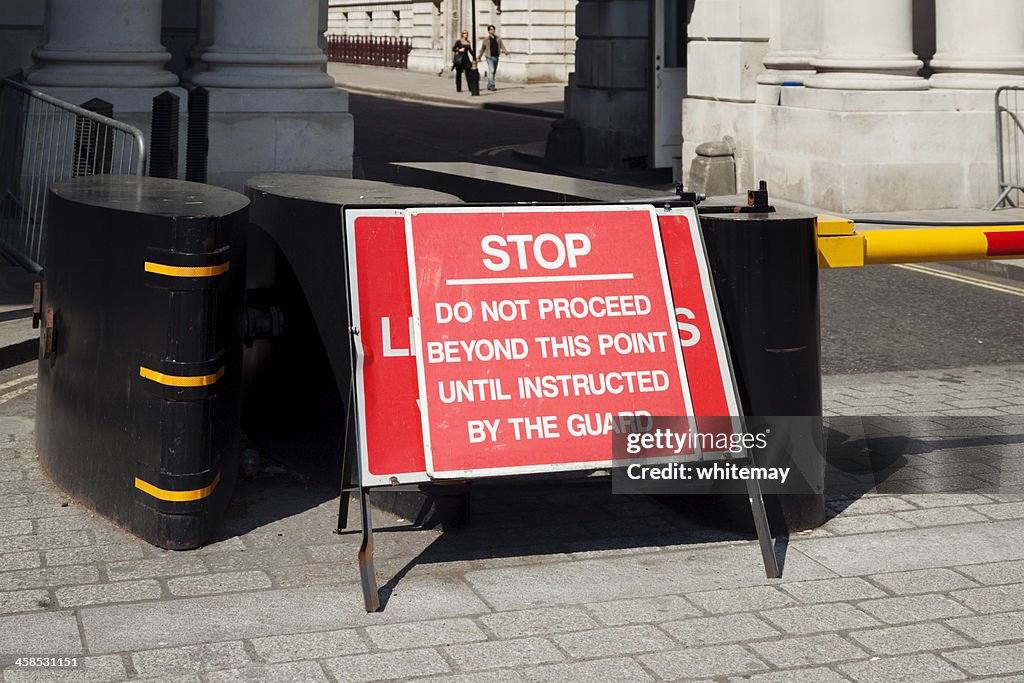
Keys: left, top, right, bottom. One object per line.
{"left": 820, "top": 263, "right": 1024, "bottom": 374}
{"left": 349, "top": 92, "right": 553, "bottom": 182}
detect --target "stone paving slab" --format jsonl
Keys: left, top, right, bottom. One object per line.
{"left": 796, "top": 519, "right": 1024, "bottom": 575}
{"left": 0, "top": 361, "right": 1023, "bottom": 681}
{"left": 462, "top": 545, "right": 835, "bottom": 611}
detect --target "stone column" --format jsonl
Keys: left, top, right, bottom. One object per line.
{"left": 560, "top": 0, "right": 651, "bottom": 167}
{"left": 757, "top": 0, "right": 818, "bottom": 85}
{"left": 806, "top": 0, "right": 927, "bottom": 90}
{"left": 193, "top": 0, "right": 335, "bottom": 88}
{"left": 28, "top": 0, "right": 178, "bottom": 87}
{"left": 930, "top": 0, "right": 1024, "bottom": 88}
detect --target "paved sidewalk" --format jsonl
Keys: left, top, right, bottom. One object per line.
{"left": 1, "top": 361, "right": 1024, "bottom": 681}
{"left": 328, "top": 63, "right": 565, "bottom": 118}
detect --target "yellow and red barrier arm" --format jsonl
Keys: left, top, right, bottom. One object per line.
{"left": 816, "top": 214, "right": 1024, "bottom": 268}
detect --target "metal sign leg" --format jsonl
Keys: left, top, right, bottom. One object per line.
{"left": 358, "top": 485, "right": 380, "bottom": 612}
{"left": 746, "top": 475, "right": 780, "bottom": 579}
{"left": 336, "top": 376, "right": 357, "bottom": 532}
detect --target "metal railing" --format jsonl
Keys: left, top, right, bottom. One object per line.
{"left": 993, "top": 86, "right": 1024, "bottom": 210}
{"left": 326, "top": 35, "right": 412, "bottom": 69}
{"left": 0, "top": 77, "right": 146, "bottom": 270}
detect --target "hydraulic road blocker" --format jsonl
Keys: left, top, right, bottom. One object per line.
{"left": 241, "top": 174, "right": 460, "bottom": 508}
{"left": 36, "top": 176, "right": 249, "bottom": 549}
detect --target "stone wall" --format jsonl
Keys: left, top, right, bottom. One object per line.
{"left": 682, "top": 0, "right": 767, "bottom": 192}
{"left": 681, "top": 0, "right": 1015, "bottom": 211}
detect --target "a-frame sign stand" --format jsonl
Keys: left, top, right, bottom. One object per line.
{"left": 356, "top": 482, "right": 379, "bottom": 612}
{"left": 747, "top": 472, "right": 781, "bottom": 578}
{"left": 334, "top": 332, "right": 382, "bottom": 612}
{"left": 333, "top": 394, "right": 383, "bottom": 612}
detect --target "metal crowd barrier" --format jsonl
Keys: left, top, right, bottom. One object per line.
{"left": 993, "top": 86, "right": 1024, "bottom": 210}
{"left": 0, "top": 77, "right": 146, "bottom": 270}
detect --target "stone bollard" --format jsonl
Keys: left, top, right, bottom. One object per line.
{"left": 688, "top": 139, "right": 736, "bottom": 197}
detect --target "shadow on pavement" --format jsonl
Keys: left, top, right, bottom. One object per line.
{"left": 203, "top": 415, "right": 1024, "bottom": 602}
{"left": 373, "top": 479, "right": 791, "bottom": 609}
{"left": 825, "top": 416, "right": 1024, "bottom": 518}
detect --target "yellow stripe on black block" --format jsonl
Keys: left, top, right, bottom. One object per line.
{"left": 139, "top": 366, "right": 224, "bottom": 387}
{"left": 144, "top": 261, "right": 230, "bottom": 278}
{"left": 135, "top": 472, "right": 221, "bottom": 502}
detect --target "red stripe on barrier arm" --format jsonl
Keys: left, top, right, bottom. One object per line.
{"left": 986, "top": 230, "right": 1024, "bottom": 257}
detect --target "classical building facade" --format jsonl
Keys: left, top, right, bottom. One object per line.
{"left": 326, "top": 0, "right": 576, "bottom": 82}
{"left": 685, "top": 0, "right": 1024, "bottom": 211}
{"left": 568, "top": 0, "right": 1020, "bottom": 211}
{"left": 2, "top": 0, "right": 352, "bottom": 190}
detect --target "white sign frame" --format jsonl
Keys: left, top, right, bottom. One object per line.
{"left": 345, "top": 207, "right": 431, "bottom": 487}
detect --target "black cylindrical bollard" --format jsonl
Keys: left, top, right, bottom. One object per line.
{"left": 698, "top": 211, "right": 826, "bottom": 531}
{"left": 37, "top": 176, "right": 249, "bottom": 548}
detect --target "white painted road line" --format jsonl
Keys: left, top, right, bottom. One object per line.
{"left": 894, "top": 263, "right": 1024, "bottom": 298}
{"left": 0, "top": 373, "right": 38, "bottom": 393}
{"left": 0, "top": 383, "right": 36, "bottom": 406}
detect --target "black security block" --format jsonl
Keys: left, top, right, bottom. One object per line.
{"left": 37, "top": 175, "right": 249, "bottom": 548}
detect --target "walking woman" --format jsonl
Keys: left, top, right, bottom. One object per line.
{"left": 451, "top": 30, "right": 476, "bottom": 93}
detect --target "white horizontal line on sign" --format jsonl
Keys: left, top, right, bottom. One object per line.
{"left": 446, "top": 273, "right": 635, "bottom": 286}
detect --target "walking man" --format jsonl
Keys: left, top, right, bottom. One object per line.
{"left": 479, "top": 25, "right": 507, "bottom": 91}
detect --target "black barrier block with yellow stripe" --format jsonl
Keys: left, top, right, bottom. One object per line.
{"left": 37, "top": 175, "right": 249, "bottom": 549}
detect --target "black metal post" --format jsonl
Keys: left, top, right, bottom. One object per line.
{"left": 186, "top": 86, "right": 209, "bottom": 184}
{"left": 148, "top": 91, "right": 179, "bottom": 179}
{"left": 39, "top": 176, "right": 250, "bottom": 548}
{"left": 471, "top": 0, "right": 477, "bottom": 50}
